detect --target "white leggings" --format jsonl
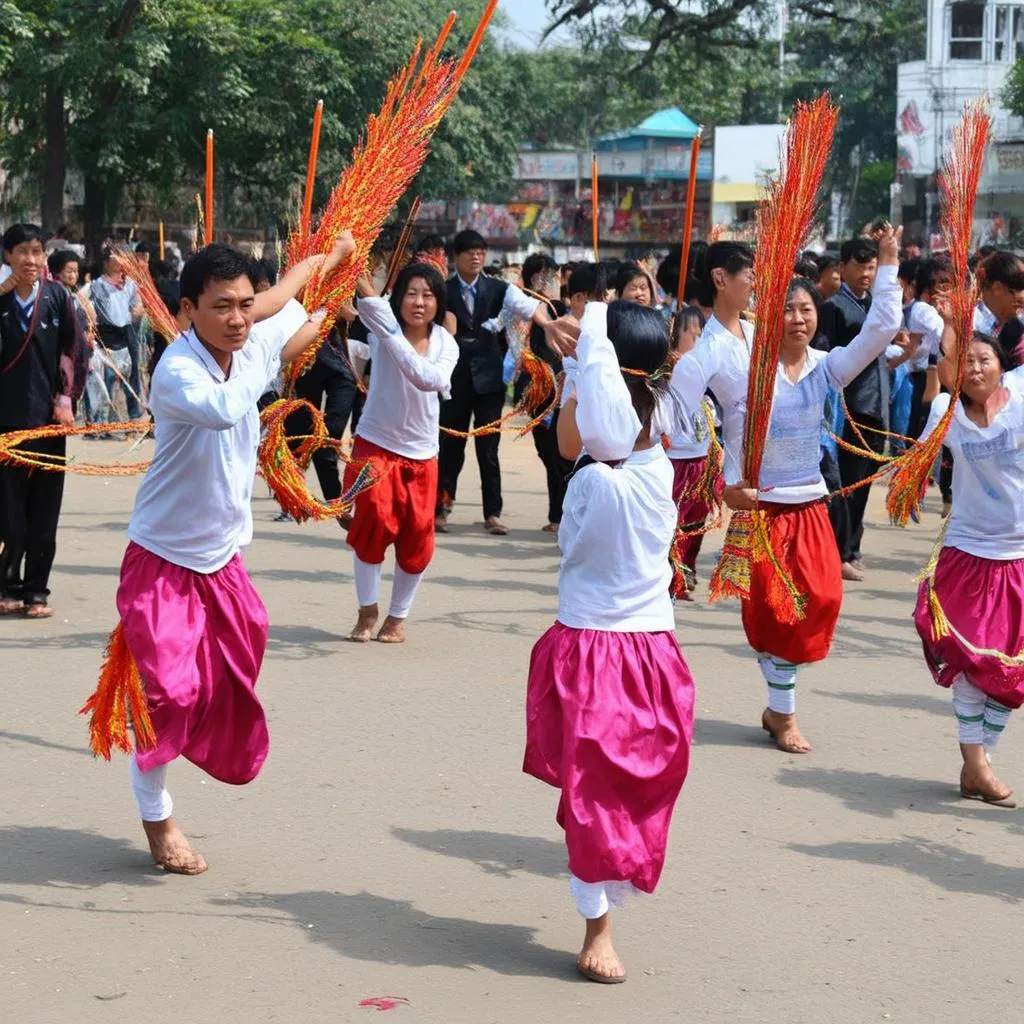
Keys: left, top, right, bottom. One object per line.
{"left": 353, "top": 555, "right": 424, "bottom": 620}
{"left": 759, "top": 655, "right": 798, "bottom": 715}
{"left": 570, "top": 876, "right": 636, "bottom": 919}
{"left": 130, "top": 755, "right": 173, "bottom": 822}
{"left": 951, "top": 674, "right": 1012, "bottom": 752}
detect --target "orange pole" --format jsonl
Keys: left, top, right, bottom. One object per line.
{"left": 204, "top": 129, "right": 214, "bottom": 245}
{"left": 454, "top": 0, "right": 499, "bottom": 81}
{"left": 591, "top": 154, "right": 599, "bottom": 260}
{"left": 301, "top": 100, "right": 324, "bottom": 239}
{"left": 158, "top": 220, "right": 165, "bottom": 259}
{"left": 432, "top": 10, "right": 457, "bottom": 54}
{"left": 384, "top": 197, "right": 423, "bottom": 296}
{"left": 676, "top": 127, "right": 704, "bottom": 303}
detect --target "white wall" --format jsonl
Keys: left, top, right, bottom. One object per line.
{"left": 712, "top": 124, "right": 786, "bottom": 185}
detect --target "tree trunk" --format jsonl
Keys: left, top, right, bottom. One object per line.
{"left": 84, "top": 175, "right": 108, "bottom": 259}
{"left": 41, "top": 84, "right": 66, "bottom": 232}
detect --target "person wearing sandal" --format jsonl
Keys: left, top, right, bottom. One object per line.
{"left": 343, "top": 264, "right": 458, "bottom": 644}
{"left": 913, "top": 333, "right": 1024, "bottom": 809}
{"left": 524, "top": 300, "right": 695, "bottom": 985}
{"left": 82, "top": 237, "right": 355, "bottom": 875}
{"left": 670, "top": 226, "right": 903, "bottom": 755}
{"left": 0, "top": 223, "right": 85, "bottom": 621}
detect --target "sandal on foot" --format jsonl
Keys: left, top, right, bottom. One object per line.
{"left": 0, "top": 598, "right": 23, "bottom": 615}
{"left": 576, "top": 961, "right": 627, "bottom": 985}
{"left": 24, "top": 604, "right": 53, "bottom": 620}
{"left": 960, "top": 785, "right": 1016, "bottom": 808}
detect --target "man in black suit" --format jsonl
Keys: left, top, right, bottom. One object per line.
{"left": 0, "top": 223, "right": 85, "bottom": 618}
{"left": 437, "top": 230, "right": 548, "bottom": 535}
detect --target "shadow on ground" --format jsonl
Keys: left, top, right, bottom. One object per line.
{"left": 211, "top": 889, "right": 574, "bottom": 978}
{"left": 391, "top": 827, "right": 566, "bottom": 879}
{"left": 791, "top": 836, "right": 1024, "bottom": 903}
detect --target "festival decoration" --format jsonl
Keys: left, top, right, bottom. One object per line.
{"left": 79, "top": 622, "right": 157, "bottom": 758}
{"left": 281, "top": 1, "right": 499, "bottom": 383}
{"left": 204, "top": 129, "right": 214, "bottom": 245}
{"left": 675, "top": 128, "right": 704, "bottom": 304}
{"left": 708, "top": 94, "right": 839, "bottom": 621}
{"left": 301, "top": 100, "right": 325, "bottom": 240}
{"left": 887, "top": 100, "right": 991, "bottom": 527}
{"left": 110, "top": 249, "right": 180, "bottom": 341}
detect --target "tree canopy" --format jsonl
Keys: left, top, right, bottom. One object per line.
{"left": 1, "top": 0, "right": 926, "bottom": 246}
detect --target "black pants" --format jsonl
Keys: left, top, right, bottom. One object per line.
{"left": 284, "top": 362, "right": 358, "bottom": 502}
{"left": 0, "top": 435, "right": 66, "bottom": 602}
{"left": 907, "top": 369, "right": 932, "bottom": 441}
{"left": 820, "top": 449, "right": 850, "bottom": 562}
{"left": 532, "top": 411, "right": 572, "bottom": 525}
{"left": 837, "top": 415, "right": 886, "bottom": 562}
{"left": 438, "top": 385, "right": 505, "bottom": 519}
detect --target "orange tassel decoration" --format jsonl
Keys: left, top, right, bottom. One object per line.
{"left": 111, "top": 249, "right": 180, "bottom": 341}
{"left": 79, "top": 622, "right": 157, "bottom": 759}
{"left": 708, "top": 95, "right": 838, "bottom": 618}
{"left": 283, "top": 3, "right": 498, "bottom": 385}
{"left": 258, "top": 398, "right": 377, "bottom": 522}
{"left": 887, "top": 100, "right": 991, "bottom": 526}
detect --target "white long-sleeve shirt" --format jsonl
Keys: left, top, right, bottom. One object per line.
{"left": 556, "top": 302, "right": 676, "bottom": 632}
{"left": 128, "top": 299, "right": 309, "bottom": 573}
{"left": 669, "top": 264, "right": 902, "bottom": 503}
{"left": 353, "top": 297, "right": 459, "bottom": 460}
{"left": 922, "top": 375, "right": 1024, "bottom": 561}
{"left": 905, "top": 300, "right": 944, "bottom": 372}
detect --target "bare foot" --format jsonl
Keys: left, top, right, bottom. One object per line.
{"left": 484, "top": 515, "right": 509, "bottom": 536}
{"left": 577, "top": 914, "right": 626, "bottom": 984}
{"left": 0, "top": 598, "right": 23, "bottom": 615}
{"left": 142, "top": 817, "right": 208, "bottom": 875}
{"left": 761, "top": 709, "right": 813, "bottom": 753}
{"left": 348, "top": 603, "right": 379, "bottom": 643}
{"left": 375, "top": 615, "right": 406, "bottom": 644}
{"left": 24, "top": 603, "right": 53, "bottom": 619}
{"left": 960, "top": 764, "right": 1016, "bottom": 807}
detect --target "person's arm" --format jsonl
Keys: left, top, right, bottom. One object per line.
{"left": 825, "top": 229, "right": 903, "bottom": 386}
{"left": 53, "top": 286, "right": 83, "bottom": 426}
{"left": 251, "top": 230, "right": 356, "bottom": 321}
{"left": 357, "top": 295, "right": 457, "bottom": 393}
{"left": 886, "top": 330, "right": 917, "bottom": 369}
{"left": 280, "top": 310, "right": 328, "bottom": 366}
{"left": 918, "top": 392, "right": 950, "bottom": 442}
{"left": 557, "top": 394, "right": 583, "bottom": 461}
{"left": 151, "top": 356, "right": 273, "bottom": 430}
{"left": 573, "top": 301, "right": 641, "bottom": 462}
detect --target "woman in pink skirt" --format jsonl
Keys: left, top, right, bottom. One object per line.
{"left": 914, "top": 331, "right": 1024, "bottom": 808}
{"left": 524, "top": 299, "right": 695, "bottom": 984}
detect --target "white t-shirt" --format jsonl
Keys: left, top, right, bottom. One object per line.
{"left": 351, "top": 297, "right": 459, "bottom": 460}
{"left": 923, "top": 375, "right": 1024, "bottom": 560}
{"left": 128, "top": 300, "right": 308, "bottom": 573}
{"left": 556, "top": 303, "right": 676, "bottom": 632}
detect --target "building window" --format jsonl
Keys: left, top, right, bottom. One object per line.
{"left": 994, "top": 5, "right": 1024, "bottom": 62}
{"left": 949, "top": 2, "right": 985, "bottom": 60}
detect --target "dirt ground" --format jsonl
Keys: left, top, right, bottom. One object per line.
{"left": 2, "top": 434, "right": 1021, "bottom": 1024}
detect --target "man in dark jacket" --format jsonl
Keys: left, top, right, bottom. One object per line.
{"left": 0, "top": 223, "right": 84, "bottom": 618}
{"left": 436, "top": 230, "right": 548, "bottom": 535}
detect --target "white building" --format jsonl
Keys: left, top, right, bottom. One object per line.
{"left": 897, "top": 0, "right": 1024, "bottom": 246}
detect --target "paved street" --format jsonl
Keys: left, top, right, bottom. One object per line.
{"left": 2, "top": 434, "right": 1021, "bottom": 1024}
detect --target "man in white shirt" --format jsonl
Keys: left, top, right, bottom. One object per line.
{"left": 83, "top": 234, "right": 355, "bottom": 875}
{"left": 904, "top": 256, "right": 951, "bottom": 439}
